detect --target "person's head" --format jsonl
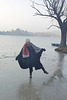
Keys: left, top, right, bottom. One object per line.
{"left": 25, "top": 38, "right": 30, "bottom": 43}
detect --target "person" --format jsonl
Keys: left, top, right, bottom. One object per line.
{"left": 16, "top": 38, "right": 48, "bottom": 78}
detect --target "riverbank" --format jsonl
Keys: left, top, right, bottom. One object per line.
{"left": 55, "top": 46, "right": 67, "bottom": 53}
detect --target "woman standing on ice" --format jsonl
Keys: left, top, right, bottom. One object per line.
{"left": 16, "top": 38, "right": 48, "bottom": 78}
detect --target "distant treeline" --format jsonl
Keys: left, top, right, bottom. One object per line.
{"left": 0, "top": 28, "right": 66, "bottom": 37}
{"left": 0, "top": 28, "right": 34, "bottom": 36}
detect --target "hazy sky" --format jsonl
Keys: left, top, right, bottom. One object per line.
{"left": 0, "top": 0, "right": 61, "bottom": 33}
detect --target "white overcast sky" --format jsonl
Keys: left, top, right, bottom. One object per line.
{"left": 0, "top": 0, "right": 64, "bottom": 33}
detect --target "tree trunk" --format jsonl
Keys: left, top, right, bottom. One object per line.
{"left": 60, "top": 26, "right": 66, "bottom": 47}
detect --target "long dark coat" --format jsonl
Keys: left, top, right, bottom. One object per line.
{"left": 16, "top": 43, "right": 46, "bottom": 70}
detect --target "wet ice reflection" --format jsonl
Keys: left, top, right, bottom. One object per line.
{"left": 46, "top": 52, "right": 65, "bottom": 85}
{"left": 18, "top": 79, "right": 41, "bottom": 100}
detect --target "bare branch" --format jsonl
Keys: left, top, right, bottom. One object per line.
{"left": 31, "top": 4, "right": 58, "bottom": 20}
{"left": 63, "top": 18, "right": 67, "bottom": 23}
{"left": 31, "top": 5, "right": 42, "bottom": 15}
{"left": 30, "top": 0, "right": 45, "bottom": 7}
{"left": 31, "top": 0, "right": 66, "bottom": 29}
{"left": 47, "top": 24, "right": 60, "bottom": 29}
{"left": 58, "top": 0, "right": 65, "bottom": 15}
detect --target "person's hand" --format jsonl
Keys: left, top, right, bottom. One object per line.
{"left": 42, "top": 48, "right": 46, "bottom": 51}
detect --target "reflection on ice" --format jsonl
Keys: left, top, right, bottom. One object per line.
{"left": 18, "top": 79, "right": 41, "bottom": 100}
{"left": 45, "top": 52, "right": 65, "bottom": 85}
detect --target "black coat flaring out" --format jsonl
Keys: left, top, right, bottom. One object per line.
{"left": 16, "top": 43, "right": 46, "bottom": 70}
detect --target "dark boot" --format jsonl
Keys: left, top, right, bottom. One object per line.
{"left": 29, "top": 75, "right": 32, "bottom": 79}
{"left": 44, "top": 70, "right": 49, "bottom": 74}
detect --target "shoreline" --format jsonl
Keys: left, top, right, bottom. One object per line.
{"left": 51, "top": 43, "right": 67, "bottom": 54}
{"left": 55, "top": 46, "right": 67, "bottom": 54}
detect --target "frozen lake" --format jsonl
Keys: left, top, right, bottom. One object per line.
{"left": 0, "top": 35, "right": 67, "bottom": 100}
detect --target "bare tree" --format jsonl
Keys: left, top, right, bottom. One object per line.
{"left": 31, "top": 0, "right": 67, "bottom": 47}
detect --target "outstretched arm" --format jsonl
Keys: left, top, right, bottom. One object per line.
{"left": 37, "top": 48, "right": 46, "bottom": 58}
